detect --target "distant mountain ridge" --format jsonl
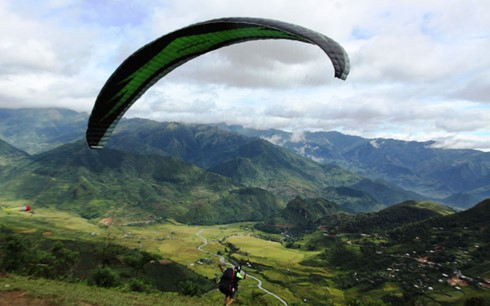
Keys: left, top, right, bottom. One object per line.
{"left": 0, "top": 108, "right": 87, "bottom": 154}
{"left": 0, "top": 131, "right": 412, "bottom": 216}
{"left": 219, "top": 125, "right": 490, "bottom": 208}
{"left": 1, "top": 108, "right": 488, "bottom": 209}
{"left": 106, "top": 120, "right": 422, "bottom": 211}
{"left": 0, "top": 115, "right": 426, "bottom": 220}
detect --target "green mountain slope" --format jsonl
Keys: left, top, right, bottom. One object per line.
{"left": 257, "top": 196, "right": 345, "bottom": 234}
{"left": 0, "top": 139, "right": 30, "bottom": 167}
{"left": 0, "top": 140, "right": 281, "bottom": 224}
{"left": 209, "top": 139, "right": 359, "bottom": 197}
{"left": 319, "top": 200, "right": 455, "bottom": 233}
{"left": 108, "top": 120, "right": 254, "bottom": 169}
{"left": 443, "top": 198, "right": 490, "bottom": 225}
{"left": 107, "top": 119, "right": 422, "bottom": 212}
{"left": 0, "top": 109, "right": 440, "bottom": 214}
{"left": 224, "top": 126, "right": 490, "bottom": 208}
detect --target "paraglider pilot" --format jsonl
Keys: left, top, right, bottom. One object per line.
{"left": 218, "top": 264, "right": 246, "bottom": 306}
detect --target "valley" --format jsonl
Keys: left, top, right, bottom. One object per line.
{"left": 2, "top": 198, "right": 489, "bottom": 305}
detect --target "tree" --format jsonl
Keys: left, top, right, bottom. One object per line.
{"left": 0, "top": 234, "right": 31, "bottom": 273}
{"left": 49, "top": 241, "right": 79, "bottom": 278}
{"left": 98, "top": 232, "right": 121, "bottom": 267}
{"left": 0, "top": 234, "right": 79, "bottom": 279}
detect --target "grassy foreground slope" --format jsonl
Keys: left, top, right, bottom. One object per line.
{"left": 0, "top": 274, "right": 204, "bottom": 306}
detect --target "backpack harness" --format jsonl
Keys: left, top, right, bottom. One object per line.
{"left": 219, "top": 267, "right": 237, "bottom": 294}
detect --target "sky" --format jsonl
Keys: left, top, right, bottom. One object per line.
{"left": 1, "top": 0, "right": 489, "bottom": 151}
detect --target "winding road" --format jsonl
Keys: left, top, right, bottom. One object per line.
{"left": 196, "top": 229, "right": 288, "bottom": 306}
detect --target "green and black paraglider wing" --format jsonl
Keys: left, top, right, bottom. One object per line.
{"left": 86, "top": 17, "right": 350, "bottom": 149}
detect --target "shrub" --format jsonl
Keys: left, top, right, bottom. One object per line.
{"left": 178, "top": 279, "right": 200, "bottom": 296}
{"left": 0, "top": 234, "right": 79, "bottom": 279}
{"left": 128, "top": 278, "right": 152, "bottom": 292}
{"left": 464, "top": 296, "right": 486, "bottom": 306}
{"left": 89, "top": 267, "right": 120, "bottom": 288}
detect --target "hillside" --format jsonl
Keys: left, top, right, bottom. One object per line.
{"left": 386, "top": 198, "right": 490, "bottom": 241}
{"left": 0, "top": 139, "right": 30, "bottom": 168}
{"left": 1, "top": 133, "right": 415, "bottom": 224}
{"left": 209, "top": 139, "right": 358, "bottom": 198}
{"left": 436, "top": 198, "right": 490, "bottom": 227}
{"left": 297, "top": 199, "right": 490, "bottom": 305}
{"left": 256, "top": 196, "right": 345, "bottom": 234}
{"left": 0, "top": 274, "right": 207, "bottom": 306}
{"left": 0, "top": 209, "right": 216, "bottom": 305}
{"left": 107, "top": 121, "right": 422, "bottom": 211}
{"left": 0, "top": 140, "right": 282, "bottom": 224}
{"left": 108, "top": 120, "right": 255, "bottom": 170}
{"left": 323, "top": 180, "right": 425, "bottom": 213}
{"left": 109, "top": 121, "right": 360, "bottom": 194}
{"left": 318, "top": 200, "right": 455, "bottom": 234}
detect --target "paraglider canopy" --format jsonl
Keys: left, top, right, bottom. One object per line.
{"left": 2, "top": 205, "right": 31, "bottom": 212}
{"left": 86, "top": 17, "right": 350, "bottom": 149}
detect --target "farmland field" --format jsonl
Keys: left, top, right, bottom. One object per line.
{"left": 2, "top": 200, "right": 490, "bottom": 305}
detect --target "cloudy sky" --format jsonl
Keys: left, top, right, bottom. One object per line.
{"left": 1, "top": 0, "right": 489, "bottom": 151}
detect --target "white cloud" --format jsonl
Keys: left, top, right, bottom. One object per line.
{"left": 0, "top": 0, "right": 489, "bottom": 151}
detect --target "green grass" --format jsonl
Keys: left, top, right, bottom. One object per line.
{"left": 412, "top": 201, "right": 455, "bottom": 215}
{"left": 0, "top": 274, "right": 207, "bottom": 306}
{"left": 426, "top": 285, "right": 490, "bottom": 305}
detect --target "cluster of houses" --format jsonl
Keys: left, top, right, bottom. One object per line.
{"left": 389, "top": 250, "right": 490, "bottom": 292}
{"left": 350, "top": 237, "right": 490, "bottom": 295}
{"left": 446, "top": 270, "right": 490, "bottom": 290}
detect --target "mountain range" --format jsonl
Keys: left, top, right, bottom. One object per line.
{"left": 219, "top": 125, "right": 490, "bottom": 207}
{"left": 0, "top": 108, "right": 489, "bottom": 220}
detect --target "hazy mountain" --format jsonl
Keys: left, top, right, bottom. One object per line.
{"left": 2, "top": 107, "right": 487, "bottom": 209}
{"left": 0, "top": 109, "right": 423, "bottom": 215}
{"left": 443, "top": 187, "right": 490, "bottom": 209}
{"left": 0, "top": 108, "right": 87, "bottom": 154}
{"left": 221, "top": 126, "right": 490, "bottom": 208}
